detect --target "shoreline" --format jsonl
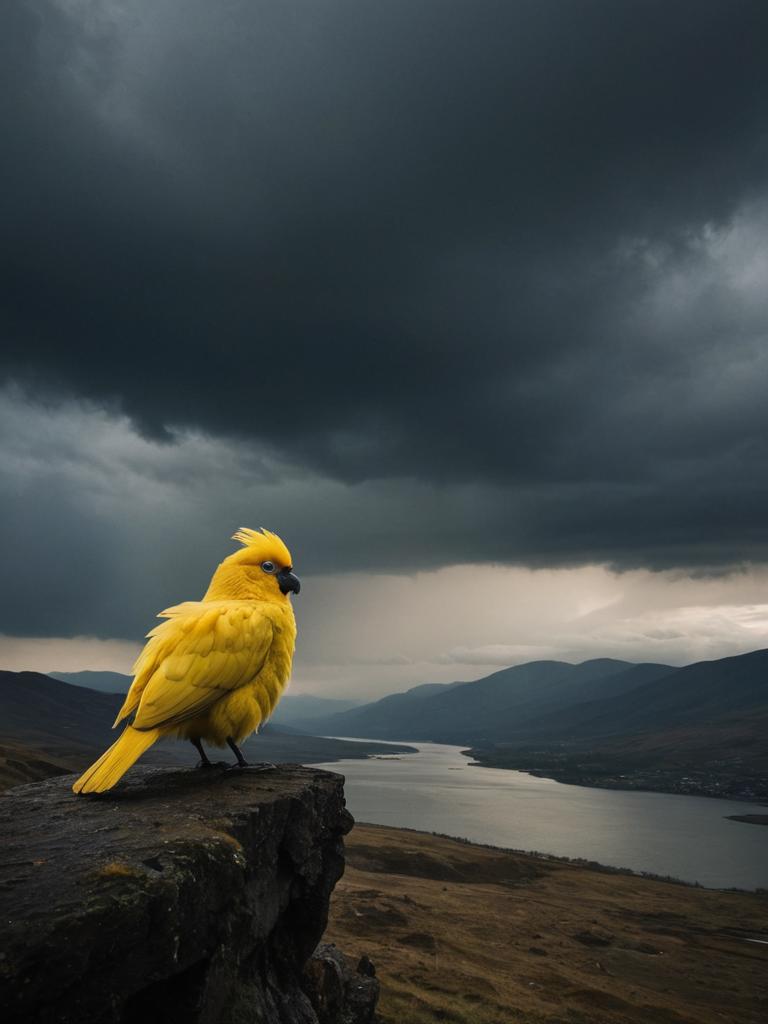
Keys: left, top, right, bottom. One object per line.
{"left": 352, "top": 820, "right": 765, "bottom": 893}
{"left": 324, "top": 738, "right": 768, "bottom": 804}
{"left": 463, "top": 750, "right": 768, "bottom": 805}
{"left": 329, "top": 823, "right": 768, "bottom": 1024}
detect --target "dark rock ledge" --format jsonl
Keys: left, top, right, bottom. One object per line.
{"left": 0, "top": 766, "right": 377, "bottom": 1024}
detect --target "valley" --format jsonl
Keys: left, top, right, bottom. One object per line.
{"left": 328, "top": 823, "right": 768, "bottom": 1024}
{"left": 291, "top": 650, "right": 768, "bottom": 802}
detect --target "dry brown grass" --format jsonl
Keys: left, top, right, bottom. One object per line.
{"left": 325, "top": 824, "right": 768, "bottom": 1024}
{"left": 96, "top": 861, "right": 143, "bottom": 879}
{"left": 0, "top": 741, "right": 79, "bottom": 791}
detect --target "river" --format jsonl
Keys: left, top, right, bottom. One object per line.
{"left": 314, "top": 740, "right": 768, "bottom": 890}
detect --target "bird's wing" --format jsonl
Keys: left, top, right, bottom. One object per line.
{"left": 114, "top": 601, "right": 221, "bottom": 726}
{"left": 128, "top": 601, "right": 275, "bottom": 731}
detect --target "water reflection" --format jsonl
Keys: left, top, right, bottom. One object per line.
{"left": 315, "top": 740, "right": 768, "bottom": 890}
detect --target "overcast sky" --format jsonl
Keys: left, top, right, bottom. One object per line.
{"left": 2, "top": 1, "right": 768, "bottom": 697}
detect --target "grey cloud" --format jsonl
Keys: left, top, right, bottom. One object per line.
{"left": 3, "top": 386, "right": 768, "bottom": 640}
{"left": 2, "top": 0, "right": 768, "bottom": 645}
{"left": 435, "top": 645, "right": 556, "bottom": 666}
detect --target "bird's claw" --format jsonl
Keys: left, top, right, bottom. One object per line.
{"left": 196, "top": 760, "right": 228, "bottom": 769}
{"left": 225, "top": 761, "right": 277, "bottom": 773}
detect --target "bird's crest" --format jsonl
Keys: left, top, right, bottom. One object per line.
{"left": 232, "top": 527, "right": 293, "bottom": 567}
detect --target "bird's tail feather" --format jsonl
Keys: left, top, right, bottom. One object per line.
{"left": 72, "top": 725, "right": 160, "bottom": 794}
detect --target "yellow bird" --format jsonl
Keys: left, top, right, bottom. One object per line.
{"left": 73, "top": 527, "right": 300, "bottom": 794}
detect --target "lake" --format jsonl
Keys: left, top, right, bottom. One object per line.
{"left": 315, "top": 740, "right": 768, "bottom": 890}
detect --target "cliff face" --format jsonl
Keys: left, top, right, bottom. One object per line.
{"left": 0, "top": 765, "right": 372, "bottom": 1024}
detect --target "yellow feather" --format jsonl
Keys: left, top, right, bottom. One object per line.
{"left": 73, "top": 528, "right": 298, "bottom": 794}
{"left": 73, "top": 726, "right": 160, "bottom": 794}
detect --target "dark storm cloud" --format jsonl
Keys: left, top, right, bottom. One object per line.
{"left": 2, "top": 0, "right": 768, "bottom": 586}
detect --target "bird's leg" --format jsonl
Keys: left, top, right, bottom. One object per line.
{"left": 191, "top": 737, "right": 214, "bottom": 768}
{"left": 226, "top": 737, "right": 276, "bottom": 772}
{"left": 226, "top": 737, "right": 249, "bottom": 767}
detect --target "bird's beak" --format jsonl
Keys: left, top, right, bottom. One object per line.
{"left": 277, "top": 567, "right": 301, "bottom": 595}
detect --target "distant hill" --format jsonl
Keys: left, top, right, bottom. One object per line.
{"left": 0, "top": 670, "right": 415, "bottom": 790}
{"left": 48, "top": 673, "right": 362, "bottom": 726}
{"left": 466, "top": 649, "right": 768, "bottom": 800}
{"left": 50, "top": 670, "right": 132, "bottom": 694}
{"left": 556, "top": 648, "right": 768, "bottom": 740}
{"left": 305, "top": 659, "right": 672, "bottom": 742}
{"left": 7, "top": 646, "right": 768, "bottom": 799}
{"left": 290, "top": 679, "right": 465, "bottom": 736}
{"left": 478, "top": 648, "right": 768, "bottom": 750}
{"left": 269, "top": 694, "right": 362, "bottom": 728}
{"left": 0, "top": 671, "right": 124, "bottom": 756}
{"left": 296, "top": 649, "right": 768, "bottom": 799}
{"left": 0, "top": 739, "right": 82, "bottom": 791}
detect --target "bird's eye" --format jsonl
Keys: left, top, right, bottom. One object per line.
{"left": 261, "top": 561, "right": 276, "bottom": 574}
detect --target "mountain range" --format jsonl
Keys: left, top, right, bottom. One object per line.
{"left": 3, "top": 647, "right": 767, "bottom": 799}
{"left": 287, "top": 650, "right": 768, "bottom": 747}
{"left": 284, "top": 649, "right": 768, "bottom": 799}
{"left": 49, "top": 671, "right": 362, "bottom": 722}
{"left": 296, "top": 658, "right": 668, "bottom": 741}
{"left": 0, "top": 671, "right": 414, "bottom": 790}
{"left": 49, "top": 671, "right": 134, "bottom": 694}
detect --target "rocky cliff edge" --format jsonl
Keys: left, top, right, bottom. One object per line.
{"left": 0, "top": 765, "right": 377, "bottom": 1024}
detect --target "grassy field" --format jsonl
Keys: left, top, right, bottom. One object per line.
{"left": 325, "top": 823, "right": 768, "bottom": 1024}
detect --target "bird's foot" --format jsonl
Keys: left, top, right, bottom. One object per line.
{"left": 225, "top": 761, "right": 277, "bottom": 773}
{"left": 196, "top": 760, "right": 228, "bottom": 769}
{"left": 223, "top": 737, "right": 275, "bottom": 772}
